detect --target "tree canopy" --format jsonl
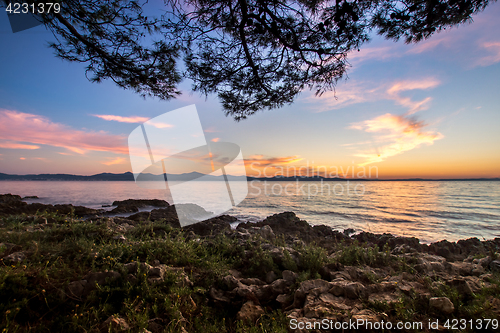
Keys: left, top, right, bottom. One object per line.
{"left": 9, "top": 0, "right": 496, "bottom": 120}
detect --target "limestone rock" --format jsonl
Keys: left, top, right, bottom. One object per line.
{"left": 236, "top": 301, "right": 264, "bottom": 323}
{"left": 429, "top": 297, "right": 455, "bottom": 314}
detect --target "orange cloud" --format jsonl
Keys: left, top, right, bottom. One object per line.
{"left": 102, "top": 157, "right": 128, "bottom": 166}
{"left": 351, "top": 113, "right": 443, "bottom": 166}
{"left": 244, "top": 155, "right": 304, "bottom": 176}
{"left": 0, "top": 110, "right": 128, "bottom": 155}
{"left": 0, "top": 141, "right": 40, "bottom": 149}
{"left": 245, "top": 155, "right": 303, "bottom": 167}
{"left": 92, "top": 114, "right": 150, "bottom": 123}
{"left": 204, "top": 127, "right": 219, "bottom": 133}
{"left": 211, "top": 138, "right": 220, "bottom": 142}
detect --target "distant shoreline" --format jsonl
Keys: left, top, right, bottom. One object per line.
{"left": 0, "top": 172, "right": 499, "bottom": 182}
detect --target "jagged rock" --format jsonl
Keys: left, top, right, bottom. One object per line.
{"left": 240, "top": 277, "right": 266, "bottom": 286}
{"left": 222, "top": 275, "right": 240, "bottom": 290}
{"left": 184, "top": 214, "right": 236, "bottom": 236}
{"left": 344, "top": 282, "right": 366, "bottom": 299}
{"left": 476, "top": 256, "right": 492, "bottom": 268}
{"left": 209, "top": 287, "right": 230, "bottom": 304}
{"left": 291, "top": 279, "right": 331, "bottom": 308}
{"left": 271, "top": 279, "right": 289, "bottom": 294}
{"left": 266, "top": 270, "right": 278, "bottom": 283}
{"left": 101, "top": 316, "right": 130, "bottom": 332}
{"left": 447, "top": 278, "right": 473, "bottom": 296}
{"left": 110, "top": 205, "right": 139, "bottom": 214}
{"left": 368, "top": 293, "right": 401, "bottom": 305}
{"left": 450, "top": 261, "right": 474, "bottom": 275}
{"left": 258, "top": 225, "right": 275, "bottom": 240}
{"left": 391, "top": 244, "right": 417, "bottom": 255}
{"left": 236, "top": 301, "right": 264, "bottom": 322}
{"left": 318, "top": 262, "right": 343, "bottom": 281}
{"left": 237, "top": 212, "right": 336, "bottom": 242}
{"left": 128, "top": 206, "right": 180, "bottom": 226}
{"left": 304, "top": 292, "right": 351, "bottom": 318}
{"left": 489, "top": 260, "right": 500, "bottom": 273}
{"left": 329, "top": 282, "right": 346, "bottom": 297}
{"left": 253, "top": 284, "right": 276, "bottom": 301}
{"left": 0, "top": 195, "right": 102, "bottom": 217}
{"left": 351, "top": 309, "right": 380, "bottom": 323}
{"left": 282, "top": 270, "right": 298, "bottom": 284}
{"left": 0, "top": 194, "right": 22, "bottom": 203}
{"left": 111, "top": 199, "right": 169, "bottom": 207}
{"left": 429, "top": 297, "right": 455, "bottom": 314}
{"left": 276, "top": 293, "right": 294, "bottom": 307}
{"left": 3, "top": 251, "right": 26, "bottom": 263}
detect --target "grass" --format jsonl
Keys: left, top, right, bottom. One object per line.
{"left": 0, "top": 213, "right": 292, "bottom": 332}
{"left": 1, "top": 211, "right": 499, "bottom": 332}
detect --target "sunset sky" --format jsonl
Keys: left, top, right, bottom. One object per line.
{"left": 0, "top": 2, "right": 499, "bottom": 179}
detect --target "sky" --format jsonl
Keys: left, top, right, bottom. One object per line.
{"left": 0, "top": 2, "right": 499, "bottom": 179}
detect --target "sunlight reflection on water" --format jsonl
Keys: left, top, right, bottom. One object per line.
{"left": 1, "top": 180, "right": 499, "bottom": 243}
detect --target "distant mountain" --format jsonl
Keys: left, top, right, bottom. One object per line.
{"left": 0, "top": 172, "right": 498, "bottom": 182}
{"left": 0, "top": 172, "right": 247, "bottom": 181}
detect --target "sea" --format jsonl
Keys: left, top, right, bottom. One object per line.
{"left": 1, "top": 180, "right": 499, "bottom": 244}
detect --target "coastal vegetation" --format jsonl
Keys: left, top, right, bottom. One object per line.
{"left": 1, "top": 194, "right": 499, "bottom": 332}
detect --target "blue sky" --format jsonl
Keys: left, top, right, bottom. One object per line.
{"left": 0, "top": 2, "right": 499, "bottom": 179}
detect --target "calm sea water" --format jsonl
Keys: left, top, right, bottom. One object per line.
{"left": 1, "top": 180, "right": 499, "bottom": 243}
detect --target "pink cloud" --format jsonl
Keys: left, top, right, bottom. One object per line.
{"left": 386, "top": 78, "right": 440, "bottom": 115}
{"left": 0, "top": 141, "right": 40, "bottom": 149}
{"left": 92, "top": 114, "right": 150, "bottom": 123}
{"left": 313, "top": 78, "right": 440, "bottom": 114}
{"left": 347, "top": 3, "right": 500, "bottom": 68}
{"left": 0, "top": 109, "right": 128, "bottom": 155}
{"left": 311, "top": 81, "right": 381, "bottom": 112}
{"left": 475, "top": 42, "right": 500, "bottom": 67}
{"left": 211, "top": 138, "right": 220, "bottom": 142}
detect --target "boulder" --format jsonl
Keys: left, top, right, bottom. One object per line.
{"left": 489, "top": 260, "right": 500, "bottom": 273}
{"left": 3, "top": 251, "right": 26, "bottom": 264}
{"left": 111, "top": 199, "right": 169, "bottom": 208}
{"left": 258, "top": 225, "right": 275, "bottom": 240}
{"left": 429, "top": 297, "right": 454, "bottom": 314}
{"left": 266, "top": 270, "right": 278, "bottom": 284}
{"left": 237, "top": 301, "right": 264, "bottom": 323}
{"left": 110, "top": 205, "right": 139, "bottom": 214}
{"left": 447, "top": 278, "right": 473, "bottom": 296}
{"left": 184, "top": 215, "right": 235, "bottom": 236}
{"left": 344, "top": 282, "right": 366, "bottom": 299}
{"left": 282, "top": 270, "right": 298, "bottom": 284}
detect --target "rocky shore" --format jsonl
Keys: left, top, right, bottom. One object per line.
{"left": 1, "top": 193, "right": 499, "bottom": 332}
